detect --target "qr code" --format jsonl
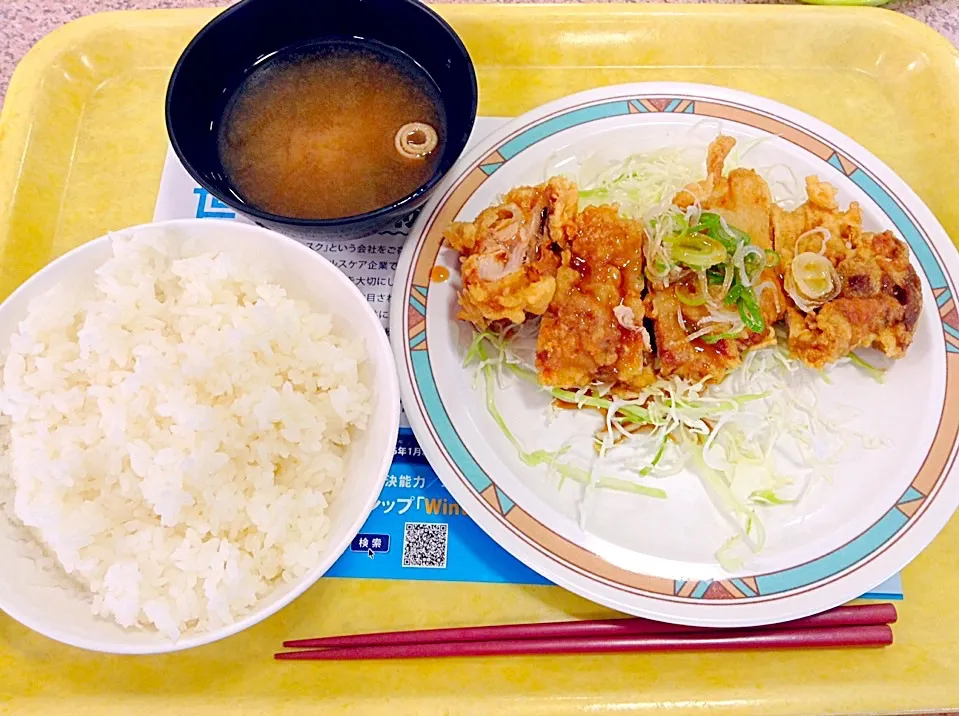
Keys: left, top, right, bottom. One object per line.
{"left": 402, "top": 522, "right": 448, "bottom": 569}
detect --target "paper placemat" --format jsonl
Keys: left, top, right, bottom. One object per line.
{"left": 153, "top": 116, "right": 902, "bottom": 599}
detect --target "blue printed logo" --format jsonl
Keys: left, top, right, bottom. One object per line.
{"left": 193, "top": 187, "right": 236, "bottom": 219}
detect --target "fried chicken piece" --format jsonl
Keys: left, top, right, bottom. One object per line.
{"left": 773, "top": 177, "right": 862, "bottom": 267}
{"left": 674, "top": 135, "right": 736, "bottom": 210}
{"left": 646, "top": 269, "right": 781, "bottom": 384}
{"left": 645, "top": 284, "right": 745, "bottom": 384}
{"left": 675, "top": 136, "right": 771, "bottom": 245}
{"left": 773, "top": 177, "right": 922, "bottom": 369}
{"left": 675, "top": 136, "right": 785, "bottom": 316}
{"left": 644, "top": 137, "right": 783, "bottom": 383}
{"left": 535, "top": 205, "right": 655, "bottom": 391}
{"left": 445, "top": 177, "right": 578, "bottom": 327}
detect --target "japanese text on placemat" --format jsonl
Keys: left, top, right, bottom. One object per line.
{"left": 190, "top": 185, "right": 420, "bottom": 333}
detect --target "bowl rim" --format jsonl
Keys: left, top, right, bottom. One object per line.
{"left": 0, "top": 218, "right": 401, "bottom": 654}
{"left": 164, "top": 0, "right": 479, "bottom": 229}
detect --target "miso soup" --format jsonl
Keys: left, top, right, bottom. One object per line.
{"left": 217, "top": 40, "right": 446, "bottom": 220}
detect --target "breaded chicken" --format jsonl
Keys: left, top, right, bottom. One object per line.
{"left": 535, "top": 205, "right": 655, "bottom": 391}
{"left": 675, "top": 136, "right": 773, "bottom": 248}
{"left": 773, "top": 177, "right": 863, "bottom": 267}
{"left": 449, "top": 139, "right": 924, "bottom": 392}
{"left": 674, "top": 135, "right": 736, "bottom": 211}
{"left": 644, "top": 137, "right": 783, "bottom": 384}
{"left": 773, "top": 177, "right": 922, "bottom": 369}
{"left": 445, "top": 177, "right": 578, "bottom": 327}
{"left": 674, "top": 136, "right": 785, "bottom": 323}
{"left": 645, "top": 284, "right": 744, "bottom": 384}
{"left": 675, "top": 137, "right": 769, "bottom": 245}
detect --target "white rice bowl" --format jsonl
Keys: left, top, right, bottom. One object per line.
{"left": 0, "top": 220, "right": 399, "bottom": 654}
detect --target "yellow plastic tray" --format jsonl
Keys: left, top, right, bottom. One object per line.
{"left": 2, "top": 5, "right": 959, "bottom": 714}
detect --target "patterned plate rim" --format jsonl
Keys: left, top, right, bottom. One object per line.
{"left": 390, "top": 82, "right": 959, "bottom": 625}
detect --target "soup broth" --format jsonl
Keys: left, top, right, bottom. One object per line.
{"left": 218, "top": 40, "right": 446, "bottom": 220}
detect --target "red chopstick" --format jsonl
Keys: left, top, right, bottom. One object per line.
{"left": 282, "top": 603, "right": 897, "bottom": 649}
{"left": 275, "top": 624, "right": 893, "bottom": 660}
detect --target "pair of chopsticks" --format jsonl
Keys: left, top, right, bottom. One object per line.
{"left": 275, "top": 603, "right": 896, "bottom": 661}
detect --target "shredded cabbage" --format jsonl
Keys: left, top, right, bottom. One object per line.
{"left": 846, "top": 351, "right": 887, "bottom": 384}
{"left": 466, "top": 331, "right": 664, "bottom": 498}
{"left": 574, "top": 147, "right": 705, "bottom": 219}
{"left": 466, "top": 326, "right": 880, "bottom": 571}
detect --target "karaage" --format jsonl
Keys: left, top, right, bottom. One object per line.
{"left": 536, "top": 205, "right": 655, "bottom": 391}
{"left": 773, "top": 177, "right": 922, "bottom": 369}
{"left": 445, "top": 177, "right": 578, "bottom": 327}
{"left": 646, "top": 136, "right": 785, "bottom": 384}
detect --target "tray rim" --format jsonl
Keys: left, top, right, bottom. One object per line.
{"left": 1, "top": 4, "right": 959, "bottom": 714}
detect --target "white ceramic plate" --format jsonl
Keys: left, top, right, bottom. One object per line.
{"left": 390, "top": 83, "right": 959, "bottom": 626}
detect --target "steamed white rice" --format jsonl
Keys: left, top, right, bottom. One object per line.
{"left": 0, "top": 231, "right": 371, "bottom": 638}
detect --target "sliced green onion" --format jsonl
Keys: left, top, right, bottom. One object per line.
{"left": 793, "top": 252, "right": 838, "bottom": 300}
{"left": 706, "top": 266, "right": 726, "bottom": 286}
{"left": 737, "top": 288, "right": 766, "bottom": 334}
{"left": 741, "top": 246, "right": 767, "bottom": 286}
{"left": 668, "top": 213, "right": 689, "bottom": 236}
{"left": 723, "top": 283, "right": 765, "bottom": 335}
{"left": 765, "top": 249, "right": 781, "bottom": 268}
{"left": 676, "top": 280, "right": 707, "bottom": 307}
{"left": 667, "top": 233, "right": 727, "bottom": 269}
{"left": 725, "top": 284, "right": 744, "bottom": 305}
{"left": 693, "top": 212, "right": 750, "bottom": 253}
